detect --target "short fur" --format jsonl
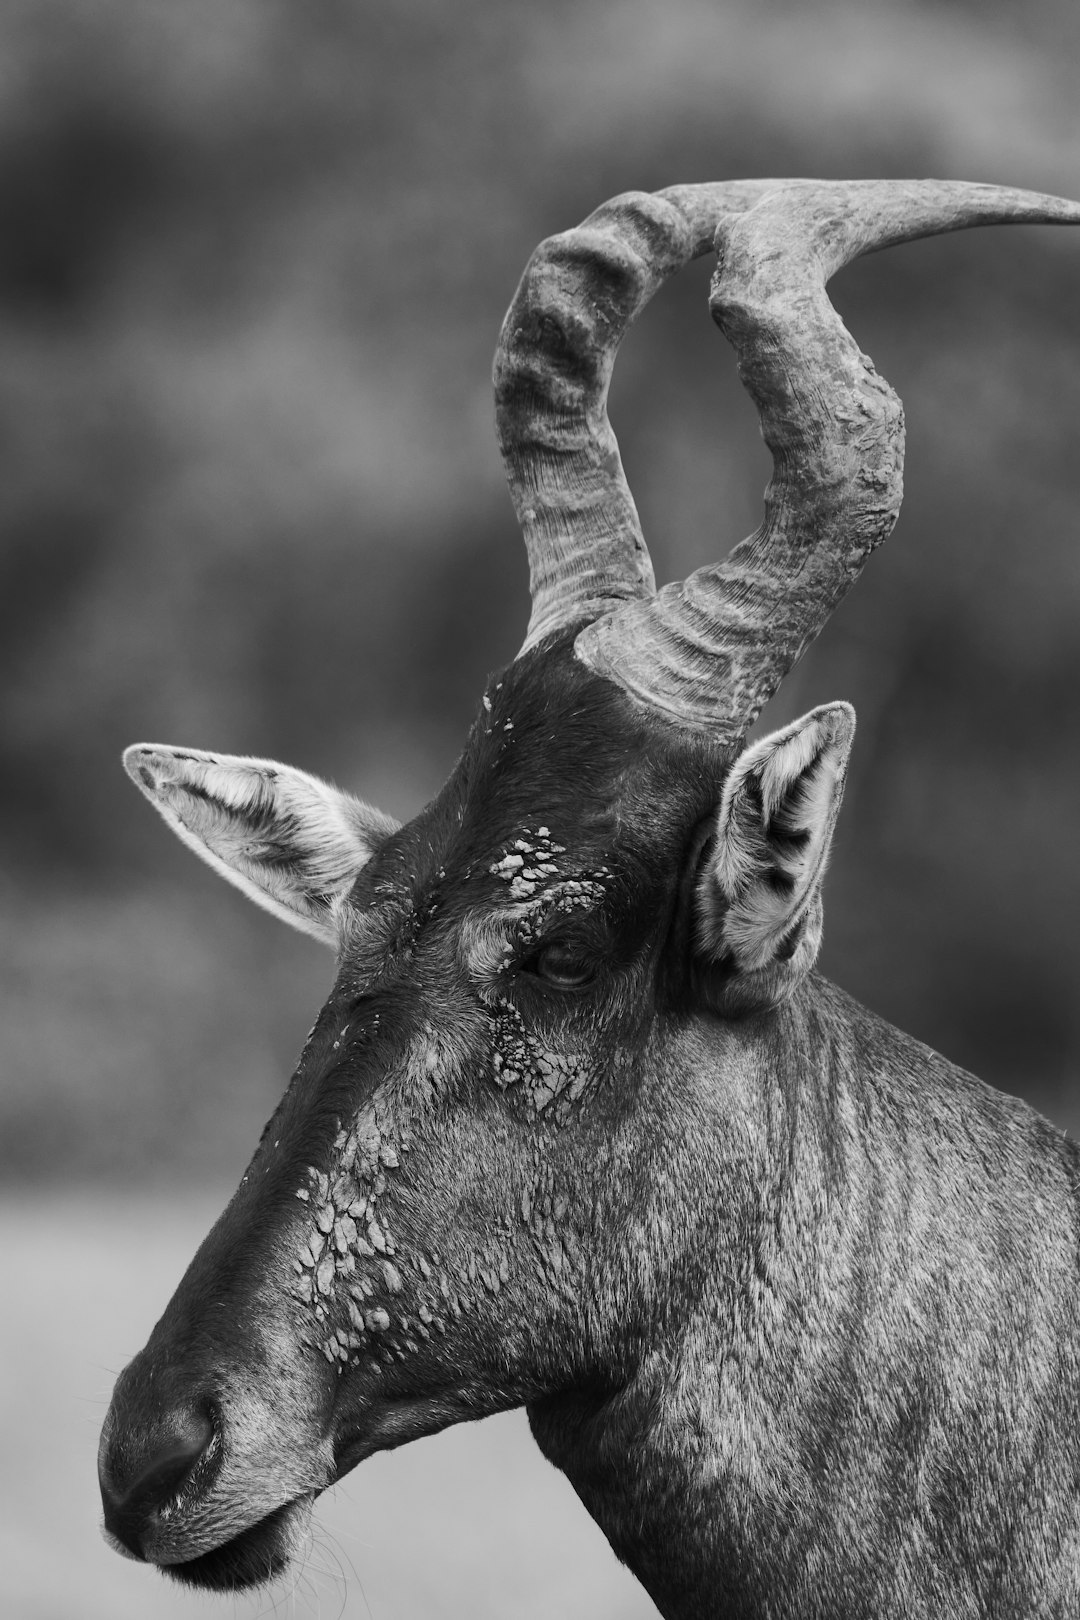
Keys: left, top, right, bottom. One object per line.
{"left": 695, "top": 703, "right": 854, "bottom": 1015}
{"left": 99, "top": 177, "right": 1080, "bottom": 1619}
{"left": 100, "top": 650, "right": 1080, "bottom": 1618}
{"left": 123, "top": 744, "right": 398, "bottom": 944}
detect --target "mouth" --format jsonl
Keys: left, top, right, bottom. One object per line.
{"left": 158, "top": 1496, "right": 313, "bottom": 1592}
{"left": 114, "top": 1392, "right": 459, "bottom": 1591}
{"left": 330, "top": 1389, "right": 475, "bottom": 1475}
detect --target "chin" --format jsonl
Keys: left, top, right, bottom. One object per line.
{"left": 161, "top": 1497, "right": 313, "bottom": 1592}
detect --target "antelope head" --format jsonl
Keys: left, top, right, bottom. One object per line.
{"left": 98, "top": 180, "right": 1080, "bottom": 1592}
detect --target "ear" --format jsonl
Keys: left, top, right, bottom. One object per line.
{"left": 695, "top": 703, "right": 855, "bottom": 1014}
{"left": 123, "top": 744, "right": 400, "bottom": 947}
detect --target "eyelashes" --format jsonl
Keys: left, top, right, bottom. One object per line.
{"left": 522, "top": 940, "right": 596, "bottom": 991}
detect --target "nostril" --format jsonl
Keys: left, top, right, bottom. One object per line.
{"left": 100, "top": 1400, "right": 220, "bottom": 1560}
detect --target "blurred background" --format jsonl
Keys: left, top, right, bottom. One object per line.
{"left": 1, "top": 0, "right": 1077, "bottom": 1615}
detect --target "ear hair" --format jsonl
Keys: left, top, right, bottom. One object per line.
{"left": 695, "top": 703, "right": 855, "bottom": 1013}
{"left": 123, "top": 744, "right": 399, "bottom": 947}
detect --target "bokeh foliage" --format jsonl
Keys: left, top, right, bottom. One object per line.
{"left": 1, "top": 0, "right": 1077, "bottom": 1179}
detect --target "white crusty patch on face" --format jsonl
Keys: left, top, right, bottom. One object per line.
{"left": 459, "top": 874, "right": 608, "bottom": 987}
{"left": 286, "top": 829, "right": 612, "bottom": 1368}
{"left": 288, "top": 1085, "right": 517, "bottom": 1372}
{"left": 461, "top": 828, "right": 614, "bottom": 1120}
{"left": 289, "top": 1087, "right": 422, "bottom": 1368}
{"left": 286, "top": 1009, "right": 498, "bottom": 1372}
{"left": 123, "top": 743, "right": 399, "bottom": 946}
{"left": 462, "top": 823, "right": 611, "bottom": 1001}
{"left": 490, "top": 996, "right": 591, "bottom": 1117}
{"left": 489, "top": 825, "right": 566, "bottom": 901}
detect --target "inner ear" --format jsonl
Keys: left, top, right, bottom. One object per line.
{"left": 123, "top": 744, "right": 399, "bottom": 946}
{"left": 695, "top": 703, "right": 855, "bottom": 1005}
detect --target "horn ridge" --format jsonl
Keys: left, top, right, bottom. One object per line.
{"left": 495, "top": 181, "right": 780, "bottom": 651}
{"left": 575, "top": 178, "right": 1080, "bottom": 734}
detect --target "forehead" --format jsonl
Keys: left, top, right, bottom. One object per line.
{"left": 351, "top": 637, "right": 734, "bottom": 924}
{"left": 462, "top": 650, "right": 645, "bottom": 844}
{"left": 458, "top": 640, "right": 734, "bottom": 863}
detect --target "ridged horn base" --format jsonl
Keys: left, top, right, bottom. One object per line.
{"left": 575, "top": 178, "right": 1080, "bottom": 735}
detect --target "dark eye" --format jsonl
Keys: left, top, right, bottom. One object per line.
{"left": 529, "top": 942, "right": 595, "bottom": 989}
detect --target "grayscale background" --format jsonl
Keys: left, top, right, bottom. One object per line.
{"left": 1, "top": 1, "right": 1077, "bottom": 1615}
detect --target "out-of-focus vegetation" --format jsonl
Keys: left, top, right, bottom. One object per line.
{"left": 1, "top": 0, "right": 1078, "bottom": 1182}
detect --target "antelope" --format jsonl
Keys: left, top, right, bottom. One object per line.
{"left": 99, "top": 179, "right": 1080, "bottom": 1618}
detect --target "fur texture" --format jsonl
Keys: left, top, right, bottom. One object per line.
{"left": 123, "top": 744, "right": 399, "bottom": 944}
{"left": 99, "top": 175, "right": 1080, "bottom": 1615}
{"left": 695, "top": 704, "right": 854, "bottom": 1015}
{"left": 100, "top": 653, "right": 1080, "bottom": 1618}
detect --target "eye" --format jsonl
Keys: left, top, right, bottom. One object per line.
{"left": 528, "top": 941, "right": 596, "bottom": 989}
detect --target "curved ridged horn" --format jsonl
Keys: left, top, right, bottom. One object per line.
{"left": 495, "top": 180, "right": 783, "bottom": 651}
{"left": 573, "top": 178, "right": 1080, "bottom": 735}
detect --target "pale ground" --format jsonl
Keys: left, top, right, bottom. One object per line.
{"left": 0, "top": 1190, "right": 657, "bottom": 1620}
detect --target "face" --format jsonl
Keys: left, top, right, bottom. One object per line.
{"left": 97, "top": 169, "right": 1055, "bottom": 1603}
{"left": 98, "top": 640, "right": 731, "bottom": 1589}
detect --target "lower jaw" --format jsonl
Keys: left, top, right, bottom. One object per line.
{"left": 160, "top": 1498, "right": 311, "bottom": 1591}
